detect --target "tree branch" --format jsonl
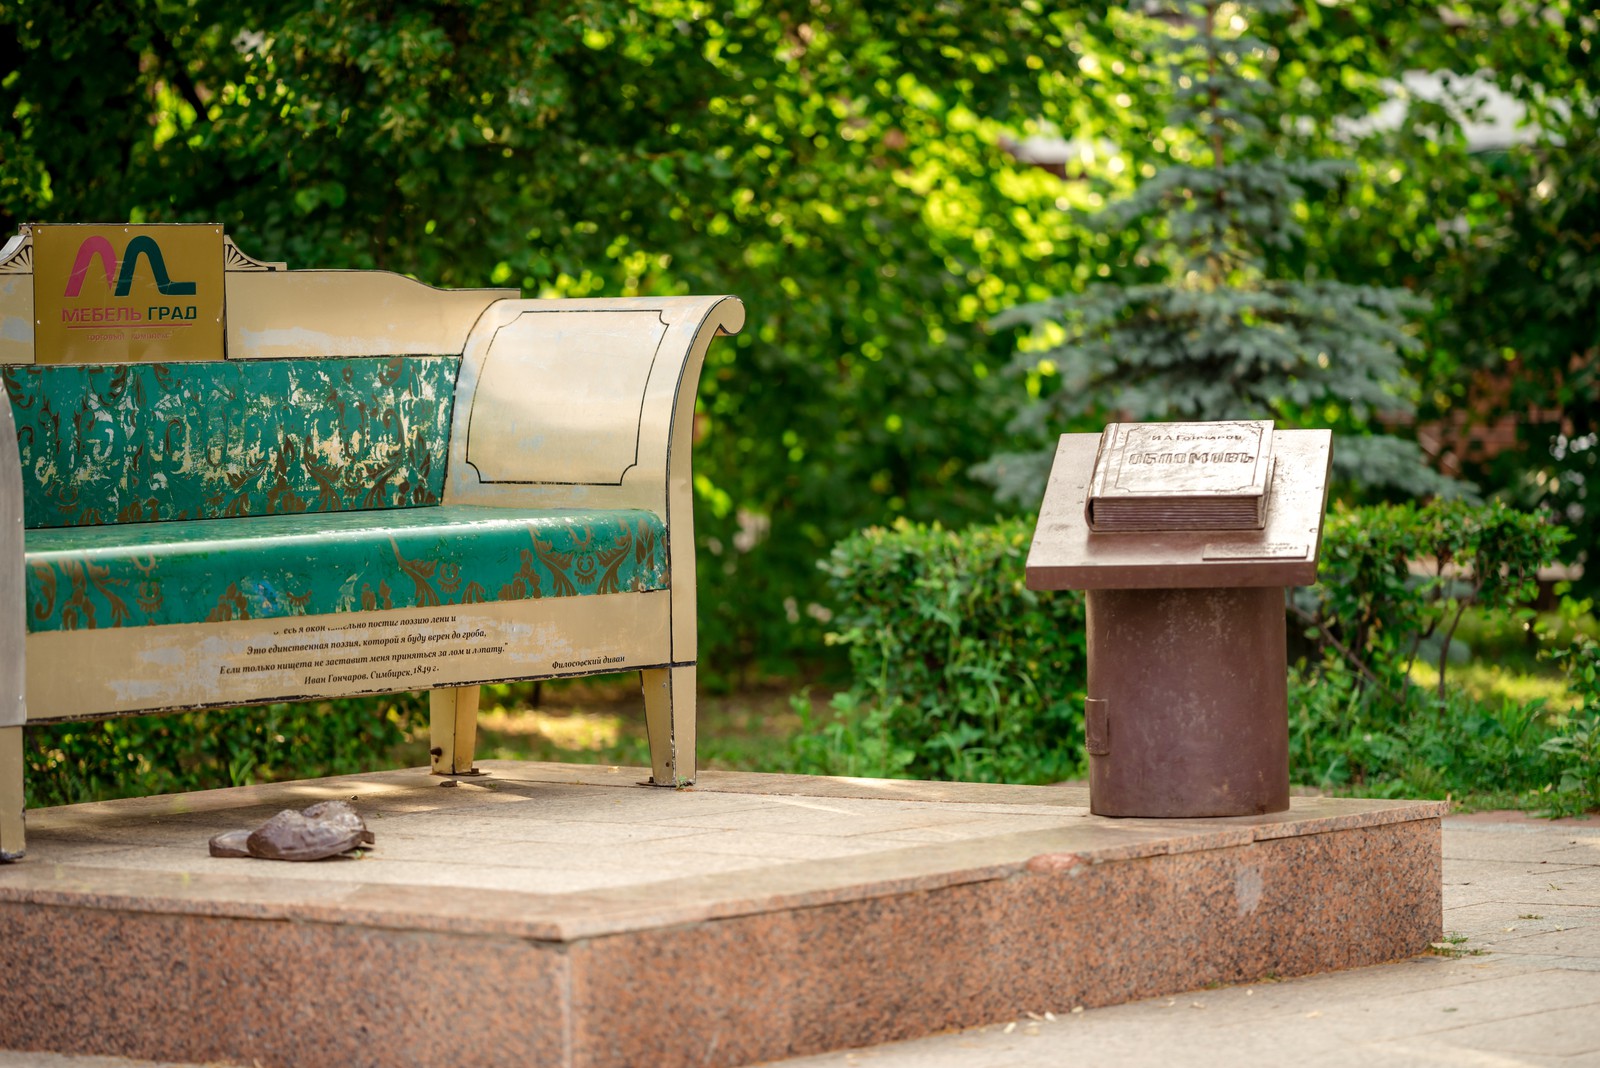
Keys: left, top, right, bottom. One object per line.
{"left": 1288, "top": 600, "right": 1400, "bottom": 704}
{"left": 147, "top": 19, "right": 211, "bottom": 125}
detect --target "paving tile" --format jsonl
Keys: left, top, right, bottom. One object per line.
{"left": 648, "top": 803, "right": 999, "bottom": 835}
{"left": 872, "top": 814, "right": 1096, "bottom": 844}
{"left": 1316, "top": 968, "right": 1600, "bottom": 1042}
{"left": 64, "top": 836, "right": 784, "bottom": 895}
{"left": 1444, "top": 855, "right": 1591, "bottom": 877}
{"left": 474, "top": 789, "right": 774, "bottom": 824}
{"left": 1469, "top": 952, "right": 1600, "bottom": 973}
{"left": 658, "top": 829, "right": 936, "bottom": 860}
{"left": 1354, "top": 1039, "right": 1574, "bottom": 1067}
{"left": 1442, "top": 901, "right": 1600, "bottom": 942}
{"left": 568, "top": 763, "right": 1096, "bottom": 809}
{"left": 1116, "top": 958, "right": 1510, "bottom": 1018}
{"left": 1442, "top": 860, "right": 1596, "bottom": 909}
{"left": 765, "top": 963, "right": 1600, "bottom": 1068}
{"left": 885, "top": 800, "right": 1092, "bottom": 817}
{"left": 1480, "top": 921, "right": 1600, "bottom": 958}
{"left": 1538, "top": 838, "right": 1600, "bottom": 867}
{"left": 1095, "top": 966, "right": 1600, "bottom": 1045}
{"left": 763, "top": 977, "right": 1579, "bottom": 1068}
{"left": 367, "top": 811, "right": 718, "bottom": 846}
{"left": 1529, "top": 844, "right": 1600, "bottom": 869}
{"left": 1445, "top": 828, "right": 1600, "bottom": 865}
{"left": 1524, "top": 864, "right": 1600, "bottom": 890}
{"left": 1423, "top": 1002, "right": 1600, "bottom": 1057}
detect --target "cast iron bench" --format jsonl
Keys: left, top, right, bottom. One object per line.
{"left": 0, "top": 223, "right": 743, "bottom": 860}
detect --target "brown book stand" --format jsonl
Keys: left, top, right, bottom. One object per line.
{"left": 1026, "top": 424, "right": 1333, "bottom": 818}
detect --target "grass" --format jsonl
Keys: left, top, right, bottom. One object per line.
{"left": 284, "top": 675, "right": 811, "bottom": 774}
{"left": 1428, "top": 933, "right": 1488, "bottom": 958}
{"left": 1406, "top": 660, "right": 1577, "bottom": 713}
{"left": 466, "top": 675, "right": 806, "bottom": 772}
{"left": 22, "top": 674, "right": 811, "bottom": 809}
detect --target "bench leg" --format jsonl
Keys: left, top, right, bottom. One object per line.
{"left": 429, "top": 686, "right": 481, "bottom": 775}
{"left": 0, "top": 725, "right": 22, "bottom": 862}
{"left": 641, "top": 665, "right": 696, "bottom": 787}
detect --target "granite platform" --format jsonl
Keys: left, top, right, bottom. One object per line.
{"left": 0, "top": 762, "right": 1446, "bottom": 1068}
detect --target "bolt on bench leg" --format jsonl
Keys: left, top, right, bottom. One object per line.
{"left": 0, "top": 725, "right": 23, "bottom": 861}
{"left": 642, "top": 666, "right": 696, "bottom": 787}
{"left": 429, "top": 686, "right": 481, "bottom": 775}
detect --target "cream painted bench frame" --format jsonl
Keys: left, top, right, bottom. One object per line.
{"left": 0, "top": 232, "right": 743, "bottom": 860}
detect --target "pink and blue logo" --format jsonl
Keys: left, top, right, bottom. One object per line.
{"left": 63, "top": 234, "right": 196, "bottom": 298}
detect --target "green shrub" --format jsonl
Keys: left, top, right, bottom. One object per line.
{"left": 25, "top": 694, "right": 424, "bottom": 808}
{"left": 1299, "top": 499, "right": 1571, "bottom": 705}
{"left": 1539, "top": 637, "right": 1600, "bottom": 817}
{"left": 1289, "top": 653, "right": 1565, "bottom": 806}
{"left": 786, "top": 689, "right": 918, "bottom": 780}
{"left": 1290, "top": 500, "right": 1597, "bottom": 813}
{"left": 791, "top": 517, "right": 1086, "bottom": 784}
{"left": 802, "top": 501, "right": 1594, "bottom": 811}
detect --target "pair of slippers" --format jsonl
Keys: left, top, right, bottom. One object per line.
{"left": 209, "top": 799, "right": 375, "bottom": 861}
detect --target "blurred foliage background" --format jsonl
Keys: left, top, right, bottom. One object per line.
{"left": 4, "top": 0, "right": 1597, "bottom": 807}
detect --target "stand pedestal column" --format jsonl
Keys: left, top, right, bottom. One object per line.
{"left": 1085, "top": 585, "right": 1289, "bottom": 818}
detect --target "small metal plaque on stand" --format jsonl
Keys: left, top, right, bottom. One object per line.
{"left": 1201, "top": 541, "right": 1308, "bottom": 561}
{"left": 1086, "top": 419, "right": 1274, "bottom": 532}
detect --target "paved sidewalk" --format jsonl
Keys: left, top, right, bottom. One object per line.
{"left": 767, "top": 811, "right": 1600, "bottom": 1068}
{"left": 2, "top": 810, "right": 1595, "bottom": 1068}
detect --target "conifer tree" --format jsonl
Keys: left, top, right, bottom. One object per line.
{"left": 981, "top": 0, "right": 1460, "bottom": 506}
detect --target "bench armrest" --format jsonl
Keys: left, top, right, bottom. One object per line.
{"left": 0, "top": 391, "right": 23, "bottom": 727}
{"left": 444, "top": 295, "right": 744, "bottom": 659}
{"left": 445, "top": 294, "right": 743, "bottom": 509}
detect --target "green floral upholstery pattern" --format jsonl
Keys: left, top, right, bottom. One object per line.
{"left": 3, "top": 357, "right": 458, "bottom": 529}
{"left": 24, "top": 506, "right": 668, "bottom": 633}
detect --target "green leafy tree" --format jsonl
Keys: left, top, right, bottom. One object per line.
{"left": 1262, "top": 2, "right": 1598, "bottom": 590}
{"left": 4, "top": 0, "right": 1593, "bottom": 672}
{"left": 1, "top": 0, "right": 1117, "bottom": 670}
{"left": 980, "top": 0, "right": 1457, "bottom": 506}
{"left": 1434, "top": 117, "right": 1600, "bottom": 591}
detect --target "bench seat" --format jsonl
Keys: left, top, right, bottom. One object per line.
{"left": 24, "top": 506, "right": 667, "bottom": 632}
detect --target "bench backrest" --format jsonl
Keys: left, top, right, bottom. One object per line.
{"left": 5, "top": 356, "right": 459, "bottom": 529}
{"left": 1, "top": 221, "right": 743, "bottom": 571}
{"left": 0, "top": 223, "right": 515, "bottom": 531}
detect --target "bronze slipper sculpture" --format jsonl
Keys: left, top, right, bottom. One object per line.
{"left": 209, "top": 799, "right": 375, "bottom": 861}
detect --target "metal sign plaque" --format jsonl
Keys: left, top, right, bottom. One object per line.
{"left": 1201, "top": 541, "right": 1308, "bottom": 561}
{"left": 31, "top": 223, "right": 225, "bottom": 364}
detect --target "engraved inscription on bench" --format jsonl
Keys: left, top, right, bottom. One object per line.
{"left": 466, "top": 310, "right": 668, "bottom": 485}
